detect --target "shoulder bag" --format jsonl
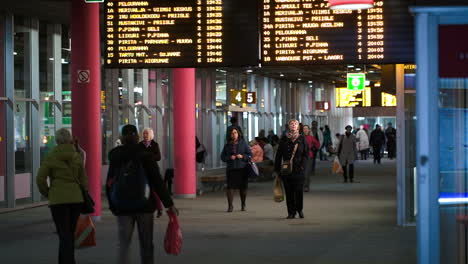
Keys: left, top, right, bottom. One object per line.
{"left": 280, "top": 142, "right": 299, "bottom": 176}
{"left": 70, "top": 165, "right": 95, "bottom": 214}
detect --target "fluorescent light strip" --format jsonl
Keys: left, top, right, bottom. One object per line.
{"left": 438, "top": 197, "right": 468, "bottom": 205}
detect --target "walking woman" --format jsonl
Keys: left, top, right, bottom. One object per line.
{"left": 338, "top": 125, "right": 358, "bottom": 183}
{"left": 275, "top": 119, "right": 309, "bottom": 219}
{"left": 303, "top": 125, "right": 320, "bottom": 192}
{"left": 221, "top": 127, "right": 252, "bottom": 212}
{"left": 37, "top": 128, "right": 88, "bottom": 264}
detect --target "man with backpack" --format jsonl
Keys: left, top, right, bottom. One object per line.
{"left": 106, "top": 124, "right": 178, "bottom": 264}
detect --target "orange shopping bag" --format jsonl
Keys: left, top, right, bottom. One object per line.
{"left": 74, "top": 215, "right": 96, "bottom": 249}
{"left": 164, "top": 211, "right": 182, "bottom": 256}
{"left": 332, "top": 156, "right": 344, "bottom": 174}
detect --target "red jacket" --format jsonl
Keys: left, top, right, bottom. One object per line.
{"left": 305, "top": 135, "right": 320, "bottom": 158}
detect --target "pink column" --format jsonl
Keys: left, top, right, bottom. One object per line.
{"left": 71, "top": 0, "right": 102, "bottom": 217}
{"left": 173, "top": 68, "right": 196, "bottom": 198}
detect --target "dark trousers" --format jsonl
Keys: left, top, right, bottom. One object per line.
{"left": 283, "top": 177, "right": 304, "bottom": 216}
{"left": 342, "top": 163, "right": 354, "bottom": 181}
{"left": 373, "top": 145, "right": 382, "bottom": 164}
{"left": 387, "top": 142, "right": 396, "bottom": 159}
{"left": 117, "top": 213, "right": 155, "bottom": 264}
{"left": 360, "top": 150, "right": 368, "bottom": 160}
{"left": 50, "top": 203, "right": 82, "bottom": 264}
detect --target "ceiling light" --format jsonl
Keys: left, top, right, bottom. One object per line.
{"left": 246, "top": 69, "right": 253, "bottom": 73}
{"left": 356, "top": 68, "right": 362, "bottom": 71}
{"left": 308, "top": 81, "right": 313, "bottom": 84}
{"left": 280, "top": 73, "right": 284, "bottom": 77}
{"left": 298, "top": 78, "right": 302, "bottom": 81}
{"left": 347, "top": 65, "right": 354, "bottom": 68}
{"left": 329, "top": 0, "right": 374, "bottom": 10}
{"left": 369, "top": 70, "right": 375, "bottom": 73}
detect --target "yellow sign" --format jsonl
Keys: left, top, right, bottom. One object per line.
{"left": 335, "top": 87, "right": 371, "bottom": 107}
{"left": 382, "top": 92, "right": 397, "bottom": 106}
{"left": 230, "top": 90, "right": 256, "bottom": 104}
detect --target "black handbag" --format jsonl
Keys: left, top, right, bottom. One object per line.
{"left": 280, "top": 143, "right": 299, "bottom": 176}
{"left": 71, "top": 165, "right": 95, "bottom": 214}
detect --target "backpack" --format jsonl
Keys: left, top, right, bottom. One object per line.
{"left": 110, "top": 159, "right": 151, "bottom": 212}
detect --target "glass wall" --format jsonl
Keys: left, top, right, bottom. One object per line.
{"left": 0, "top": 15, "right": 5, "bottom": 204}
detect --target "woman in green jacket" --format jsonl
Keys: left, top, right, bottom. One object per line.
{"left": 37, "top": 128, "right": 88, "bottom": 264}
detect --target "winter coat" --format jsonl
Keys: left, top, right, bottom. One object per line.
{"left": 338, "top": 133, "right": 357, "bottom": 165}
{"left": 370, "top": 129, "right": 385, "bottom": 146}
{"left": 250, "top": 144, "right": 264, "bottom": 163}
{"left": 139, "top": 140, "right": 161, "bottom": 162}
{"left": 356, "top": 129, "right": 370, "bottom": 151}
{"left": 274, "top": 134, "right": 309, "bottom": 180}
{"left": 305, "top": 135, "right": 320, "bottom": 158}
{"left": 221, "top": 139, "right": 252, "bottom": 170}
{"left": 106, "top": 144, "right": 173, "bottom": 216}
{"left": 37, "top": 144, "right": 87, "bottom": 205}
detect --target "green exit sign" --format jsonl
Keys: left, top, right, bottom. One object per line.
{"left": 347, "top": 73, "right": 366, "bottom": 91}
{"left": 85, "top": 0, "right": 104, "bottom": 3}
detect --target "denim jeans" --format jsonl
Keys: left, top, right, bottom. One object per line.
{"left": 117, "top": 213, "right": 155, "bottom": 264}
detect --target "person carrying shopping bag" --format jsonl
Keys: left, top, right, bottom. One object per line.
{"left": 274, "top": 119, "right": 309, "bottom": 219}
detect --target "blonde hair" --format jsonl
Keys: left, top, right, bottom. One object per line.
{"left": 249, "top": 140, "right": 258, "bottom": 147}
{"left": 288, "top": 119, "right": 299, "bottom": 126}
{"left": 55, "top": 128, "right": 73, "bottom": 144}
{"left": 142, "top": 128, "right": 154, "bottom": 140}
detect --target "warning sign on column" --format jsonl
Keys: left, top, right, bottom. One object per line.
{"left": 77, "top": 70, "right": 90, "bottom": 83}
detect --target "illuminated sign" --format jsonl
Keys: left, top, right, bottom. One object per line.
{"left": 347, "top": 73, "right": 365, "bottom": 90}
{"left": 261, "top": 0, "right": 413, "bottom": 65}
{"left": 335, "top": 87, "right": 371, "bottom": 107}
{"left": 105, "top": 0, "right": 258, "bottom": 67}
{"left": 230, "top": 90, "right": 257, "bottom": 104}
{"left": 315, "top": 101, "right": 330, "bottom": 111}
{"left": 381, "top": 92, "right": 396, "bottom": 106}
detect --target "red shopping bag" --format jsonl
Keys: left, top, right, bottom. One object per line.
{"left": 164, "top": 211, "right": 182, "bottom": 255}
{"left": 74, "top": 215, "right": 96, "bottom": 249}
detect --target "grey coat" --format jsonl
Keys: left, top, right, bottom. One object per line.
{"left": 338, "top": 134, "right": 357, "bottom": 165}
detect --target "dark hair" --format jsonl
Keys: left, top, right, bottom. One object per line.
{"left": 345, "top": 125, "right": 352, "bottom": 130}
{"left": 335, "top": 133, "right": 341, "bottom": 137}
{"left": 230, "top": 116, "right": 238, "bottom": 124}
{"left": 227, "top": 127, "right": 241, "bottom": 143}
{"left": 121, "top": 124, "right": 139, "bottom": 145}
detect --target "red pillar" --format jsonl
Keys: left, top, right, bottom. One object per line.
{"left": 71, "top": 0, "right": 102, "bottom": 217}
{"left": 173, "top": 69, "right": 196, "bottom": 198}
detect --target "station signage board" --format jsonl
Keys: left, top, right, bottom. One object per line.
{"left": 261, "top": 0, "right": 414, "bottom": 65}
{"left": 347, "top": 73, "right": 365, "bottom": 90}
{"left": 104, "top": 0, "right": 258, "bottom": 68}
{"left": 335, "top": 87, "right": 371, "bottom": 107}
{"left": 315, "top": 101, "right": 330, "bottom": 111}
{"left": 230, "top": 90, "right": 257, "bottom": 105}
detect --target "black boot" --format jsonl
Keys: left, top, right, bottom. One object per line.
{"left": 240, "top": 189, "right": 247, "bottom": 211}
{"left": 226, "top": 189, "right": 233, "bottom": 212}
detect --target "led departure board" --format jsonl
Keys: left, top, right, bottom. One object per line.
{"left": 336, "top": 87, "right": 371, "bottom": 107}
{"left": 105, "top": 0, "right": 258, "bottom": 67}
{"left": 261, "top": 0, "right": 414, "bottom": 65}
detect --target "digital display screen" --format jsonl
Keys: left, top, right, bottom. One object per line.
{"left": 335, "top": 87, "right": 371, "bottom": 107}
{"left": 104, "top": 0, "right": 259, "bottom": 67}
{"left": 261, "top": 0, "right": 414, "bottom": 65}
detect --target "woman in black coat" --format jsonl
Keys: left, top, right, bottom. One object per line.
{"left": 275, "top": 119, "right": 309, "bottom": 219}
{"left": 221, "top": 127, "right": 252, "bottom": 212}
{"left": 139, "top": 128, "right": 161, "bottom": 162}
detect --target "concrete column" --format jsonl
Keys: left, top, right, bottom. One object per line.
{"left": 71, "top": 0, "right": 102, "bottom": 218}
{"left": 173, "top": 68, "right": 196, "bottom": 198}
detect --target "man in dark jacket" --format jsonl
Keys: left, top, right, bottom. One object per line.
{"left": 385, "top": 122, "right": 397, "bottom": 160}
{"left": 370, "top": 124, "right": 386, "bottom": 164}
{"left": 106, "top": 124, "right": 177, "bottom": 264}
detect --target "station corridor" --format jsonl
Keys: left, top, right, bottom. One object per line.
{"left": 0, "top": 159, "right": 416, "bottom": 264}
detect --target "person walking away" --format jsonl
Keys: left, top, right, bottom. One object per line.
{"left": 356, "top": 126, "right": 370, "bottom": 160}
{"left": 106, "top": 125, "right": 177, "bottom": 264}
{"left": 37, "top": 128, "right": 88, "bottom": 264}
{"left": 323, "top": 125, "right": 333, "bottom": 157}
{"left": 221, "top": 127, "right": 252, "bottom": 212}
{"left": 139, "top": 127, "right": 163, "bottom": 217}
{"left": 318, "top": 127, "right": 327, "bottom": 160}
{"left": 275, "top": 119, "right": 309, "bottom": 219}
{"left": 227, "top": 116, "right": 243, "bottom": 141}
{"left": 385, "top": 122, "right": 397, "bottom": 159}
{"left": 370, "top": 124, "right": 386, "bottom": 164}
{"left": 337, "top": 125, "right": 358, "bottom": 183}
{"left": 303, "top": 125, "right": 320, "bottom": 192}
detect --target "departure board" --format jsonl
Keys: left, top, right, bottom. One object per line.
{"left": 261, "top": 0, "right": 414, "bottom": 65}
{"left": 105, "top": 0, "right": 258, "bottom": 67}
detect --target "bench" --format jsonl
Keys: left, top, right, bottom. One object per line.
{"left": 200, "top": 168, "right": 226, "bottom": 192}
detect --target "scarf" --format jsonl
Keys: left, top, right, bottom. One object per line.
{"left": 143, "top": 140, "right": 152, "bottom": 148}
{"left": 286, "top": 131, "right": 300, "bottom": 141}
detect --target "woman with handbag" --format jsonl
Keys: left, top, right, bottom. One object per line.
{"left": 221, "top": 127, "right": 253, "bottom": 212}
{"left": 37, "top": 128, "right": 88, "bottom": 264}
{"left": 274, "top": 119, "right": 309, "bottom": 219}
